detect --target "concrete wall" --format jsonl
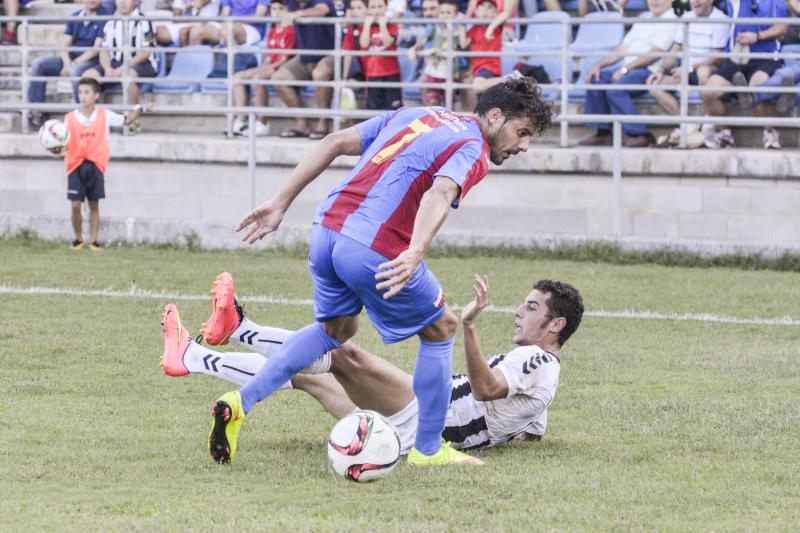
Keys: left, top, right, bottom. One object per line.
{"left": 1, "top": 133, "right": 799, "bottom": 256}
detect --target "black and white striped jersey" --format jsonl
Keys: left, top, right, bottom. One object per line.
{"left": 443, "top": 345, "right": 561, "bottom": 450}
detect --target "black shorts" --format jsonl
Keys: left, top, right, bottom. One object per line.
{"left": 714, "top": 58, "right": 785, "bottom": 82}
{"left": 366, "top": 73, "right": 403, "bottom": 110}
{"left": 67, "top": 160, "right": 105, "bottom": 201}
{"left": 98, "top": 58, "right": 157, "bottom": 79}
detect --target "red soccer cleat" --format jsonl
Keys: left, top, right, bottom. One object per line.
{"left": 199, "top": 272, "right": 241, "bottom": 346}
{"left": 160, "top": 303, "right": 190, "bottom": 377}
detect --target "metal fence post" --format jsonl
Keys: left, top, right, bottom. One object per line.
{"left": 332, "top": 20, "right": 342, "bottom": 132}
{"left": 20, "top": 18, "right": 29, "bottom": 135}
{"left": 249, "top": 111, "right": 257, "bottom": 209}
{"left": 612, "top": 120, "right": 622, "bottom": 239}
{"left": 559, "top": 18, "right": 569, "bottom": 147}
{"left": 445, "top": 20, "right": 453, "bottom": 111}
{"left": 225, "top": 19, "right": 234, "bottom": 138}
{"left": 678, "top": 20, "right": 689, "bottom": 148}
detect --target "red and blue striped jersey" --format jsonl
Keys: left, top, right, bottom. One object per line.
{"left": 313, "top": 106, "right": 491, "bottom": 259}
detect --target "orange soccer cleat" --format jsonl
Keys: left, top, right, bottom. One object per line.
{"left": 160, "top": 303, "right": 190, "bottom": 377}
{"left": 199, "top": 272, "right": 242, "bottom": 346}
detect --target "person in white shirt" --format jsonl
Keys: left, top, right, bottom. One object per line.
{"left": 646, "top": 0, "right": 728, "bottom": 116}
{"left": 160, "top": 273, "right": 584, "bottom": 454}
{"left": 578, "top": 0, "right": 678, "bottom": 148}
{"left": 154, "top": 0, "right": 221, "bottom": 46}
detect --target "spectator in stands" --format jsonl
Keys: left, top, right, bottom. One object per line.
{"left": 205, "top": 0, "right": 269, "bottom": 46}
{"left": 231, "top": 0, "right": 296, "bottom": 135}
{"left": 461, "top": 0, "right": 502, "bottom": 97}
{"left": 342, "top": 0, "right": 367, "bottom": 83}
{"left": 700, "top": 0, "right": 787, "bottom": 149}
{"left": 27, "top": 0, "right": 111, "bottom": 128}
{"left": 646, "top": 0, "right": 728, "bottom": 116}
{"left": 155, "top": 0, "right": 221, "bottom": 46}
{"left": 360, "top": 0, "right": 403, "bottom": 109}
{"left": 736, "top": 0, "right": 800, "bottom": 117}
{"left": 465, "top": 0, "right": 517, "bottom": 41}
{"left": 407, "top": 0, "right": 464, "bottom": 106}
{"left": 272, "top": 0, "right": 336, "bottom": 139}
{"left": 83, "top": 0, "right": 158, "bottom": 132}
{"left": 577, "top": 0, "right": 625, "bottom": 16}
{"left": 1, "top": 0, "right": 27, "bottom": 45}
{"left": 578, "top": 0, "right": 678, "bottom": 148}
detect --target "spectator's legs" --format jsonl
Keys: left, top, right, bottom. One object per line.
{"left": 750, "top": 69, "right": 780, "bottom": 149}
{"left": 27, "top": 56, "right": 63, "bottom": 123}
{"left": 254, "top": 84, "right": 269, "bottom": 123}
{"left": 701, "top": 74, "right": 729, "bottom": 118}
{"left": 273, "top": 65, "right": 310, "bottom": 134}
{"left": 3, "top": 0, "right": 19, "bottom": 36}
{"left": 472, "top": 76, "right": 503, "bottom": 94}
{"left": 542, "top": 0, "right": 560, "bottom": 9}
{"left": 233, "top": 70, "right": 251, "bottom": 122}
{"left": 584, "top": 67, "right": 616, "bottom": 133}
{"left": 752, "top": 64, "right": 800, "bottom": 106}
{"left": 459, "top": 71, "right": 476, "bottom": 112}
{"left": 187, "top": 24, "right": 221, "bottom": 46}
{"left": 70, "top": 61, "right": 100, "bottom": 102}
{"left": 88, "top": 200, "right": 100, "bottom": 244}
{"left": 126, "top": 69, "right": 140, "bottom": 105}
{"left": 219, "top": 22, "right": 247, "bottom": 46}
{"left": 71, "top": 200, "right": 83, "bottom": 243}
{"left": 311, "top": 59, "right": 333, "bottom": 134}
{"left": 649, "top": 74, "right": 679, "bottom": 116}
{"left": 606, "top": 67, "right": 650, "bottom": 137}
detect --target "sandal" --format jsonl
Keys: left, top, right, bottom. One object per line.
{"left": 308, "top": 129, "right": 329, "bottom": 140}
{"left": 279, "top": 128, "right": 310, "bottom": 138}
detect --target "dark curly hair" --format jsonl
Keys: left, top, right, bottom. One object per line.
{"left": 533, "top": 279, "right": 584, "bottom": 346}
{"left": 474, "top": 77, "right": 554, "bottom": 137}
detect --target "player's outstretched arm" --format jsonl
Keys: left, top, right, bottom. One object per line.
{"left": 375, "top": 176, "right": 459, "bottom": 299}
{"left": 461, "top": 274, "right": 509, "bottom": 401}
{"left": 236, "top": 127, "right": 363, "bottom": 244}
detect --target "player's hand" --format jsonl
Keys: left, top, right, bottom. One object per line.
{"left": 374, "top": 247, "right": 423, "bottom": 300}
{"left": 461, "top": 274, "right": 489, "bottom": 325}
{"left": 235, "top": 200, "right": 286, "bottom": 244}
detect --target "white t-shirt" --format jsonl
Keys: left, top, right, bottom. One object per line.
{"left": 174, "top": 0, "right": 221, "bottom": 17}
{"left": 72, "top": 107, "right": 125, "bottom": 136}
{"left": 483, "top": 345, "right": 561, "bottom": 445}
{"left": 622, "top": 10, "right": 678, "bottom": 72}
{"left": 674, "top": 8, "right": 729, "bottom": 67}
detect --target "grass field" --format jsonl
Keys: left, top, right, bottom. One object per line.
{"left": 1, "top": 238, "right": 798, "bottom": 531}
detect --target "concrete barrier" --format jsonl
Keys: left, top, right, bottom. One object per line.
{"left": 1, "top": 133, "right": 799, "bottom": 256}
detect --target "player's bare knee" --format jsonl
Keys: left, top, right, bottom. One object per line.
{"left": 420, "top": 310, "right": 457, "bottom": 342}
{"left": 329, "top": 341, "right": 366, "bottom": 374}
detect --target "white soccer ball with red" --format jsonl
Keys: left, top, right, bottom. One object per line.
{"left": 327, "top": 410, "right": 401, "bottom": 483}
{"left": 39, "top": 119, "right": 69, "bottom": 150}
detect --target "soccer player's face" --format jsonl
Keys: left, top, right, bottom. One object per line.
{"left": 487, "top": 115, "right": 533, "bottom": 165}
{"left": 513, "top": 289, "right": 554, "bottom": 346}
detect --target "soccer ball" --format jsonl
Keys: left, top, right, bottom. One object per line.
{"left": 39, "top": 119, "right": 69, "bottom": 150}
{"left": 327, "top": 410, "right": 401, "bottom": 483}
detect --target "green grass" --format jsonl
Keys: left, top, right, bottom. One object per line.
{"left": 1, "top": 239, "right": 798, "bottom": 531}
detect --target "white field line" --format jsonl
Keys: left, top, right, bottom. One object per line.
{"left": 1, "top": 284, "right": 799, "bottom": 327}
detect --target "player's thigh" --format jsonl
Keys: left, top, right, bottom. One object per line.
{"left": 331, "top": 236, "right": 447, "bottom": 344}
{"left": 308, "top": 224, "right": 363, "bottom": 322}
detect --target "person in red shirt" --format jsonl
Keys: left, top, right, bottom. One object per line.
{"left": 232, "top": 0, "right": 297, "bottom": 136}
{"left": 461, "top": 0, "right": 502, "bottom": 80}
{"left": 341, "top": 0, "right": 367, "bottom": 84}
{"left": 360, "top": 0, "right": 403, "bottom": 109}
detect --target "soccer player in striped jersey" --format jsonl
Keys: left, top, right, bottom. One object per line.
{"left": 161, "top": 272, "right": 583, "bottom": 454}
{"left": 209, "top": 78, "right": 553, "bottom": 466}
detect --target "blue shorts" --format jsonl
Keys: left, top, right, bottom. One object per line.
{"left": 308, "top": 224, "right": 447, "bottom": 344}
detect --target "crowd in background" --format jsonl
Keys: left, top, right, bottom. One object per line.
{"left": 6, "top": 0, "right": 800, "bottom": 148}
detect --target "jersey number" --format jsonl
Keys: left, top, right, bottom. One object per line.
{"left": 371, "top": 119, "right": 433, "bottom": 164}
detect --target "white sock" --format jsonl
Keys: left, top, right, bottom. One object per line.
{"left": 228, "top": 316, "right": 332, "bottom": 374}
{"left": 182, "top": 341, "right": 293, "bottom": 389}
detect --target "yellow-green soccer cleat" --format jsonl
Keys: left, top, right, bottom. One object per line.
{"left": 209, "top": 391, "right": 246, "bottom": 464}
{"left": 407, "top": 441, "right": 484, "bottom": 466}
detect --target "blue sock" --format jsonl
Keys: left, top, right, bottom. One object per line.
{"left": 240, "top": 322, "right": 340, "bottom": 414}
{"left": 412, "top": 336, "right": 454, "bottom": 456}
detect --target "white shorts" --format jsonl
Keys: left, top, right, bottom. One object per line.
{"left": 240, "top": 23, "right": 262, "bottom": 46}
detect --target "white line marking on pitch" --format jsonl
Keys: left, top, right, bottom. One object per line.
{"left": 1, "top": 285, "right": 798, "bottom": 327}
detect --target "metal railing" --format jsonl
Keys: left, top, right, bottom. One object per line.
{"left": 2, "top": 13, "right": 800, "bottom": 233}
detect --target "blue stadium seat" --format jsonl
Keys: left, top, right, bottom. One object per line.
{"left": 153, "top": 46, "right": 215, "bottom": 94}
{"left": 536, "top": 0, "right": 579, "bottom": 10}
{"left": 622, "top": 0, "right": 647, "bottom": 11}
{"left": 509, "top": 11, "right": 572, "bottom": 52}
{"left": 568, "top": 11, "right": 624, "bottom": 98}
